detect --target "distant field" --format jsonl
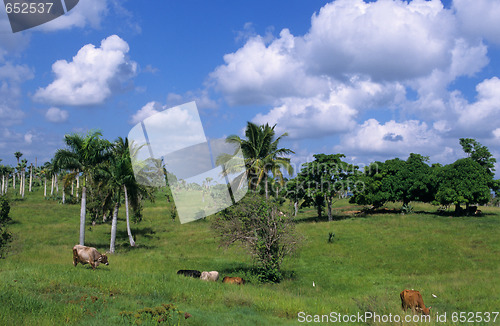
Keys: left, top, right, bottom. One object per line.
{"left": 1, "top": 188, "right": 499, "bottom": 325}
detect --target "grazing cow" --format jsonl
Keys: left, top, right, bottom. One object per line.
{"left": 72, "top": 245, "right": 108, "bottom": 270}
{"left": 222, "top": 276, "right": 245, "bottom": 285}
{"left": 177, "top": 270, "right": 201, "bottom": 278}
{"left": 200, "top": 271, "right": 219, "bottom": 282}
{"left": 400, "top": 289, "right": 431, "bottom": 315}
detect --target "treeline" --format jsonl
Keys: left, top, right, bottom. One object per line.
{"left": 279, "top": 138, "right": 499, "bottom": 218}
{"left": 0, "top": 131, "right": 155, "bottom": 253}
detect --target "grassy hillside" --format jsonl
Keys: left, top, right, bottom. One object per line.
{"left": 1, "top": 189, "right": 499, "bottom": 325}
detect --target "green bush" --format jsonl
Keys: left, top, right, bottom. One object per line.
{"left": 119, "top": 303, "right": 188, "bottom": 325}
{"left": 0, "top": 195, "right": 12, "bottom": 258}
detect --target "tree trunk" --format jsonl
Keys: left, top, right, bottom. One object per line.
{"left": 326, "top": 196, "right": 333, "bottom": 221}
{"left": 79, "top": 186, "right": 87, "bottom": 245}
{"left": 21, "top": 170, "right": 25, "bottom": 198}
{"left": 29, "top": 164, "right": 32, "bottom": 192}
{"left": 455, "top": 203, "right": 461, "bottom": 214}
{"left": 71, "top": 180, "right": 74, "bottom": 195}
{"left": 265, "top": 175, "right": 269, "bottom": 200}
{"left": 62, "top": 188, "right": 65, "bottom": 204}
{"left": 44, "top": 176, "right": 47, "bottom": 197}
{"left": 109, "top": 202, "right": 119, "bottom": 253}
{"left": 294, "top": 201, "right": 298, "bottom": 217}
{"left": 55, "top": 174, "right": 59, "bottom": 193}
{"left": 124, "top": 185, "right": 136, "bottom": 247}
{"left": 51, "top": 175, "right": 54, "bottom": 195}
{"left": 13, "top": 173, "right": 15, "bottom": 190}
{"left": 76, "top": 174, "right": 79, "bottom": 199}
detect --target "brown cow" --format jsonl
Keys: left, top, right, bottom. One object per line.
{"left": 73, "top": 245, "right": 108, "bottom": 270}
{"left": 400, "top": 289, "right": 431, "bottom": 315}
{"left": 222, "top": 276, "right": 245, "bottom": 285}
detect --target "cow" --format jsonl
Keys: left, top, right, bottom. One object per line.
{"left": 200, "top": 271, "right": 219, "bottom": 282}
{"left": 400, "top": 289, "right": 431, "bottom": 315}
{"left": 222, "top": 276, "right": 245, "bottom": 285}
{"left": 177, "top": 270, "right": 201, "bottom": 278}
{"left": 72, "top": 245, "right": 108, "bottom": 270}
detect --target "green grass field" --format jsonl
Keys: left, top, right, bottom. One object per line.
{"left": 1, "top": 189, "right": 499, "bottom": 325}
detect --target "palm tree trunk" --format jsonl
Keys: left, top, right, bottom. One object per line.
{"left": 29, "top": 164, "right": 32, "bottom": 192}
{"left": 265, "top": 175, "right": 269, "bottom": 200}
{"left": 76, "top": 174, "right": 79, "bottom": 199}
{"left": 294, "top": 201, "right": 298, "bottom": 217}
{"left": 13, "top": 173, "right": 15, "bottom": 190}
{"left": 44, "top": 176, "right": 47, "bottom": 197}
{"left": 124, "top": 185, "right": 136, "bottom": 247}
{"left": 109, "top": 202, "right": 119, "bottom": 253}
{"left": 62, "top": 188, "right": 65, "bottom": 204}
{"left": 55, "top": 173, "right": 59, "bottom": 193}
{"left": 79, "top": 186, "right": 87, "bottom": 245}
{"left": 326, "top": 196, "right": 333, "bottom": 221}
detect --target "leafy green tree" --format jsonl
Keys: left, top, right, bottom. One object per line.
{"left": 459, "top": 138, "right": 498, "bottom": 194}
{"left": 297, "top": 154, "right": 357, "bottom": 220}
{"left": 225, "top": 122, "right": 294, "bottom": 199}
{"left": 55, "top": 131, "right": 112, "bottom": 245}
{"left": 350, "top": 154, "right": 434, "bottom": 208}
{"left": 212, "top": 194, "right": 300, "bottom": 282}
{"left": 0, "top": 195, "right": 11, "bottom": 258}
{"left": 459, "top": 138, "right": 496, "bottom": 175}
{"left": 436, "top": 158, "right": 491, "bottom": 213}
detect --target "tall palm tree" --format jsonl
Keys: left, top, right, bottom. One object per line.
{"left": 55, "top": 131, "right": 112, "bottom": 245}
{"left": 0, "top": 164, "right": 6, "bottom": 196}
{"left": 108, "top": 137, "right": 140, "bottom": 253}
{"left": 19, "top": 159, "right": 27, "bottom": 198}
{"left": 225, "top": 122, "right": 294, "bottom": 199}
{"left": 13, "top": 152, "right": 22, "bottom": 190}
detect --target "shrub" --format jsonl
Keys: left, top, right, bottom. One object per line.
{"left": 212, "top": 194, "right": 300, "bottom": 283}
{"left": 119, "top": 303, "right": 188, "bottom": 325}
{"left": 0, "top": 195, "right": 12, "bottom": 258}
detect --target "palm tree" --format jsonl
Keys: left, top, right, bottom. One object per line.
{"left": 18, "top": 159, "right": 27, "bottom": 198}
{"left": 108, "top": 137, "right": 139, "bottom": 252}
{"left": 55, "top": 131, "right": 112, "bottom": 245}
{"left": 0, "top": 164, "right": 6, "bottom": 196}
{"left": 13, "top": 152, "right": 22, "bottom": 190}
{"left": 225, "top": 122, "right": 294, "bottom": 199}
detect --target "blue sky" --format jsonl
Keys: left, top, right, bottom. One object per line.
{"left": 0, "top": 0, "right": 499, "bottom": 177}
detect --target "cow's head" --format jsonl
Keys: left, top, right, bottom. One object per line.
{"left": 99, "top": 254, "right": 109, "bottom": 266}
{"left": 419, "top": 306, "right": 431, "bottom": 315}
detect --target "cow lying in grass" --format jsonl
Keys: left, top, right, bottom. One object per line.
{"left": 222, "top": 276, "right": 245, "bottom": 285}
{"left": 72, "top": 245, "right": 108, "bottom": 270}
{"left": 200, "top": 271, "right": 219, "bottom": 282}
{"left": 177, "top": 270, "right": 201, "bottom": 278}
{"left": 400, "top": 289, "right": 431, "bottom": 315}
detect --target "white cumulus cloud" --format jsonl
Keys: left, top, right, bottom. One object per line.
{"left": 45, "top": 107, "right": 69, "bottom": 123}
{"left": 36, "top": 0, "right": 109, "bottom": 31}
{"left": 454, "top": 0, "right": 500, "bottom": 44}
{"left": 337, "top": 119, "right": 442, "bottom": 158}
{"left": 130, "top": 101, "right": 163, "bottom": 125}
{"left": 34, "top": 35, "right": 137, "bottom": 106}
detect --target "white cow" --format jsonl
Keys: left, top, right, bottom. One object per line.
{"left": 200, "top": 271, "right": 219, "bottom": 282}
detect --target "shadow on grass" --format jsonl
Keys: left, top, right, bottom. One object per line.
{"left": 217, "top": 264, "right": 297, "bottom": 283}
{"left": 295, "top": 213, "right": 364, "bottom": 224}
